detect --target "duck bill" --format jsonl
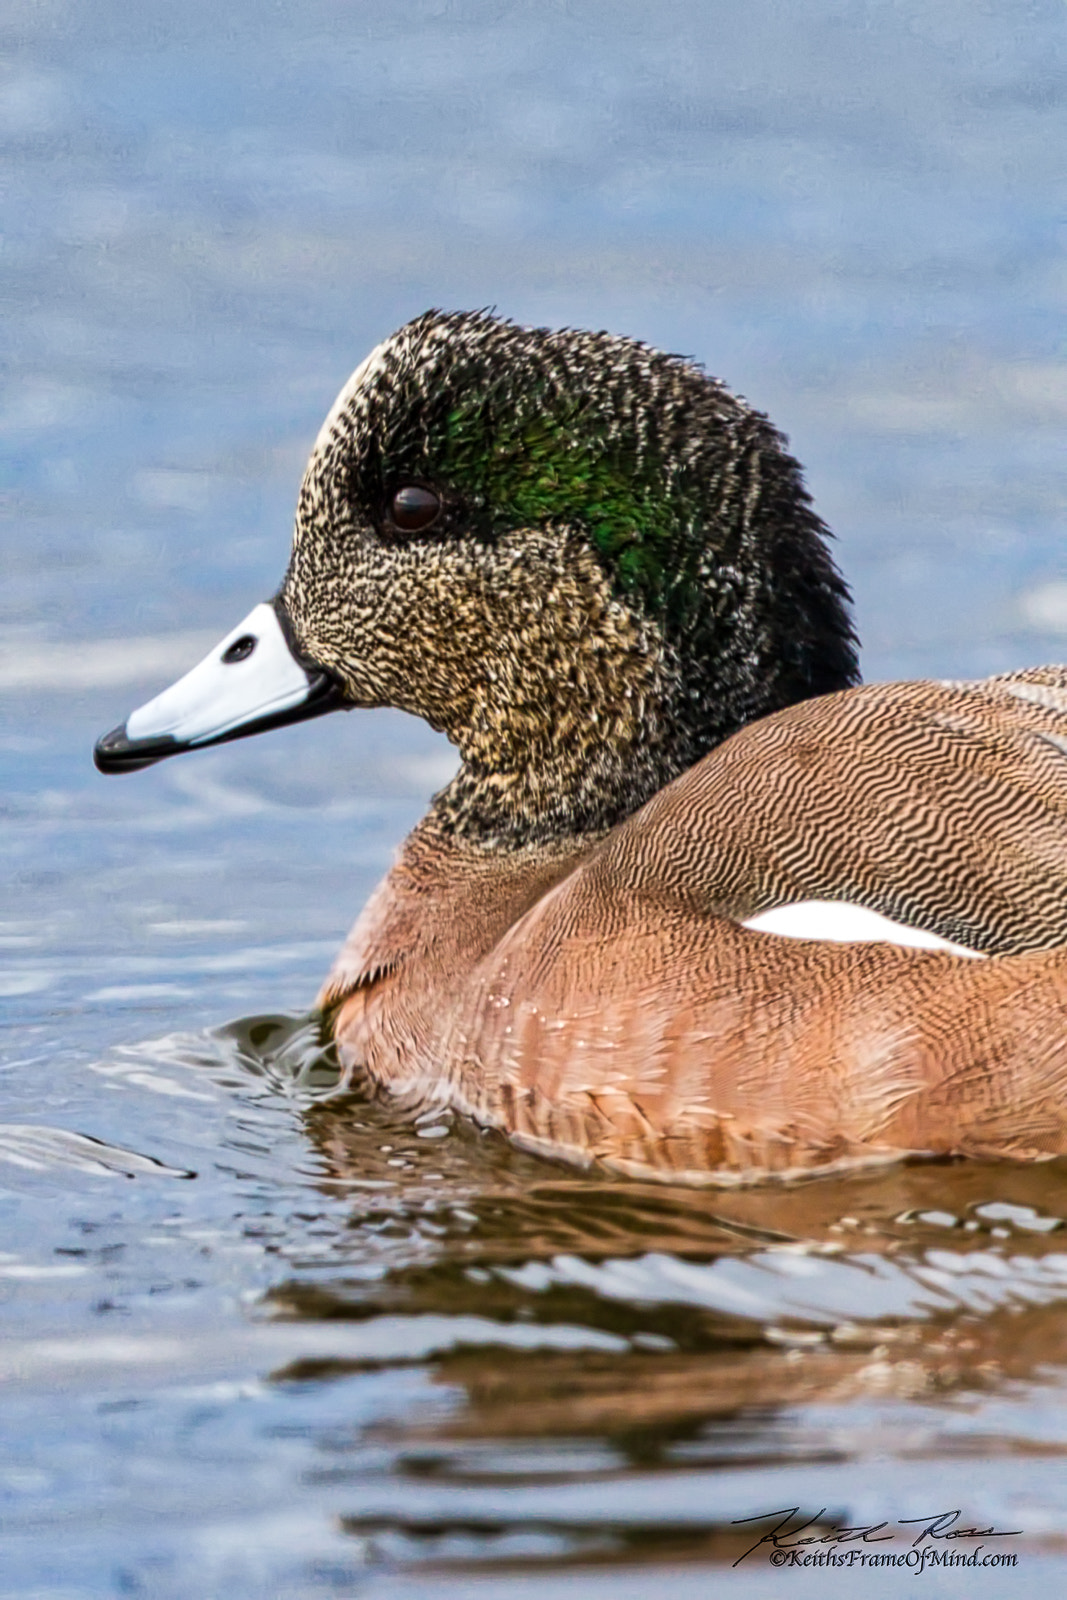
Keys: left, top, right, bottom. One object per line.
{"left": 93, "top": 599, "right": 346, "bottom": 774}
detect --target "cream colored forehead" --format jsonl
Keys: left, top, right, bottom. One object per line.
{"left": 312, "top": 320, "right": 464, "bottom": 455}
{"left": 312, "top": 337, "right": 391, "bottom": 452}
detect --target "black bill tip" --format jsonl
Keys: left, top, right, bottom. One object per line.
{"left": 93, "top": 670, "right": 348, "bottom": 776}
{"left": 93, "top": 724, "right": 182, "bottom": 774}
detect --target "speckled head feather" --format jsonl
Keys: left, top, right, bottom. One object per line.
{"left": 283, "top": 310, "right": 858, "bottom": 844}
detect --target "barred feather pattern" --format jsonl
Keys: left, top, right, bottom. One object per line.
{"left": 324, "top": 671, "right": 1067, "bottom": 1184}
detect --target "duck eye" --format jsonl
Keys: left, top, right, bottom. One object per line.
{"left": 389, "top": 485, "right": 441, "bottom": 533}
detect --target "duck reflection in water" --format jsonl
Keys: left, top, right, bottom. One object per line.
{"left": 256, "top": 1085, "right": 1067, "bottom": 1569}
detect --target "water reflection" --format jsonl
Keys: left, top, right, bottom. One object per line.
{"left": 6, "top": 1009, "right": 1067, "bottom": 1591}
{"left": 138, "top": 1012, "right": 1066, "bottom": 1577}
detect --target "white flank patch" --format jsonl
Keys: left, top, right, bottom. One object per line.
{"left": 742, "top": 901, "right": 984, "bottom": 958}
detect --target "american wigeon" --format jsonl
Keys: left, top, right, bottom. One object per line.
{"left": 96, "top": 311, "right": 1067, "bottom": 1184}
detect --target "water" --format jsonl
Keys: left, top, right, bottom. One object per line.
{"left": 4, "top": 0, "right": 1067, "bottom": 1592}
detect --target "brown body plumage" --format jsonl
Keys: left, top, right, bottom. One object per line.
{"left": 95, "top": 311, "right": 1067, "bottom": 1184}
{"left": 322, "top": 668, "right": 1067, "bottom": 1183}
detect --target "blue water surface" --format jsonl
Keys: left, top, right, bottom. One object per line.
{"left": 3, "top": 1, "right": 1067, "bottom": 1594}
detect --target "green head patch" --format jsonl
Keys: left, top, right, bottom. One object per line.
{"left": 304, "top": 308, "right": 857, "bottom": 720}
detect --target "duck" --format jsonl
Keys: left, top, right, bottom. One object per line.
{"left": 95, "top": 310, "right": 1067, "bottom": 1185}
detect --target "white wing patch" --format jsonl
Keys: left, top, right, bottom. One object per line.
{"left": 741, "top": 901, "right": 984, "bottom": 958}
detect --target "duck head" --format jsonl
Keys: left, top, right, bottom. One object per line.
{"left": 95, "top": 310, "right": 858, "bottom": 843}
